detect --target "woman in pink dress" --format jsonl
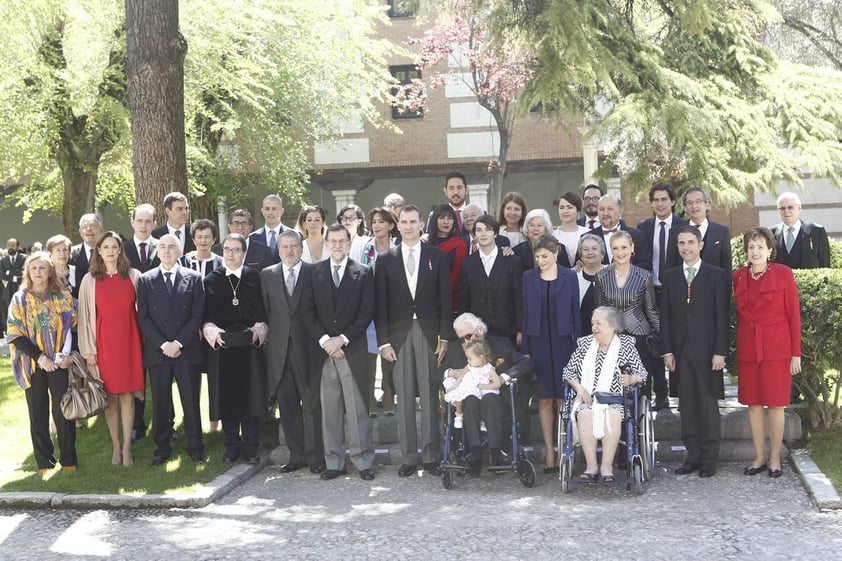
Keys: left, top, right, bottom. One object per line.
{"left": 79, "top": 231, "right": 143, "bottom": 467}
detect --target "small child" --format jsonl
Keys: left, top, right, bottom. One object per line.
{"left": 443, "top": 340, "right": 502, "bottom": 428}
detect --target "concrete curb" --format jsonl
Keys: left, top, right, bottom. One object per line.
{"left": 0, "top": 455, "right": 269, "bottom": 510}
{"left": 790, "top": 448, "right": 842, "bottom": 511}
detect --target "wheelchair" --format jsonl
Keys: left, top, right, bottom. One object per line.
{"left": 557, "top": 372, "right": 655, "bottom": 494}
{"left": 440, "top": 378, "right": 537, "bottom": 490}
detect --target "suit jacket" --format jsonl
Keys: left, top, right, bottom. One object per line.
{"left": 374, "top": 243, "right": 453, "bottom": 354}
{"left": 136, "top": 266, "right": 205, "bottom": 366}
{"left": 594, "top": 264, "right": 659, "bottom": 336}
{"left": 660, "top": 263, "right": 729, "bottom": 398}
{"left": 771, "top": 222, "right": 831, "bottom": 269}
{"left": 589, "top": 224, "right": 652, "bottom": 271}
{"left": 636, "top": 214, "right": 688, "bottom": 283}
{"left": 250, "top": 226, "right": 290, "bottom": 265}
{"left": 521, "top": 265, "right": 582, "bottom": 351}
{"left": 733, "top": 263, "right": 801, "bottom": 363}
{"left": 301, "top": 259, "right": 375, "bottom": 395}
{"left": 0, "top": 251, "right": 26, "bottom": 296}
{"left": 181, "top": 252, "right": 223, "bottom": 278}
{"left": 668, "top": 220, "right": 732, "bottom": 276}
{"left": 213, "top": 240, "right": 274, "bottom": 270}
{"left": 152, "top": 225, "right": 196, "bottom": 253}
{"left": 123, "top": 238, "right": 160, "bottom": 273}
{"left": 512, "top": 240, "right": 573, "bottom": 270}
{"left": 70, "top": 243, "right": 93, "bottom": 292}
{"left": 458, "top": 250, "right": 523, "bottom": 341}
{"left": 260, "top": 261, "right": 318, "bottom": 399}
{"left": 462, "top": 234, "right": 510, "bottom": 254}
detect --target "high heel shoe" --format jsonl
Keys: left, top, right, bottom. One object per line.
{"left": 743, "top": 462, "right": 767, "bottom": 476}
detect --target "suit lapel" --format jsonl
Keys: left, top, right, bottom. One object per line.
{"left": 416, "top": 245, "right": 431, "bottom": 296}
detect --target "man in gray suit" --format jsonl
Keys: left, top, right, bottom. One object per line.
{"left": 302, "top": 224, "right": 376, "bottom": 481}
{"left": 260, "top": 230, "right": 325, "bottom": 474}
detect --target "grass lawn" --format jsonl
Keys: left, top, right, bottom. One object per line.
{"left": 0, "top": 361, "right": 254, "bottom": 495}
{"left": 806, "top": 424, "right": 842, "bottom": 491}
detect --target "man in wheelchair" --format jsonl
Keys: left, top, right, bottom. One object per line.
{"left": 562, "top": 306, "right": 648, "bottom": 482}
{"left": 444, "top": 313, "right": 534, "bottom": 476}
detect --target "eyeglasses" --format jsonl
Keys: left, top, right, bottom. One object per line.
{"left": 229, "top": 221, "right": 250, "bottom": 227}
{"left": 583, "top": 196, "right": 601, "bottom": 203}
{"left": 222, "top": 247, "right": 243, "bottom": 253}
{"left": 340, "top": 214, "right": 359, "bottom": 222}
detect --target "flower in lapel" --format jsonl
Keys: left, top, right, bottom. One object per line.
{"left": 428, "top": 258, "right": 432, "bottom": 271}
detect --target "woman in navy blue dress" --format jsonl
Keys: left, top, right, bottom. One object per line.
{"left": 522, "top": 234, "right": 581, "bottom": 472}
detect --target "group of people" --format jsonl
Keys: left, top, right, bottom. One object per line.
{"left": 5, "top": 172, "right": 818, "bottom": 483}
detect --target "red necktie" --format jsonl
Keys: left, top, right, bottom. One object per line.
{"left": 470, "top": 239, "right": 478, "bottom": 254}
{"left": 588, "top": 219, "right": 596, "bottom": 229}
{"left": 455, "top": 209, "right": 463, "bottom": 232}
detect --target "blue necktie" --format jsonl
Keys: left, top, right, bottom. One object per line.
{"left": 164, "top": 272, "right": 174, "bottom": 296}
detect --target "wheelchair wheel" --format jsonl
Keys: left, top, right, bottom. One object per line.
{"left": 560, "top": 453, "right": 572, "bottom": 494}
{"left": 442, "top": 469, "right": 455, "bottom": 490}
{"left": 517, "top": 459, "right": 536, "bottom": 488}
{"left": 633, "top": 463, "right": 644, "bottom": 495}
{"left": 639, "top": 396, "right": 654, "bottom": 481}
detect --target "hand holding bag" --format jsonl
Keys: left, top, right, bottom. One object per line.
{"left": 60, "top": 351, "right": 109, "bottom": 420}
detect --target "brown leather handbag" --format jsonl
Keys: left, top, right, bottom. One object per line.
{"left": 60, "top": 352, "right": 109, "bottom": 420}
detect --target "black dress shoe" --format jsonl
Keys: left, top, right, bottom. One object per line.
{"left": 491, "top": 449, "right": 511, "bottom": 467}
{"left": 151, "top": 455, "right": 169, "bottom": 467}
{"left": 674, "top": 462, "right": 701, "bottom": 475}
{"left": 652, "top": 397, "right": 670, "bottom": 411}
{"left": 743, "top": 463, "right": 768, "bottom": 476}
{"left": 279, "top": 462, "right": 306, "bottom": 473}
{"left": 398, "top": 464, "right": 416, "bottom": 477}
{"left": 223, "top": 451, "right": 239, "bottom": 463}
{"left": 359, "top": 469, "right": 375, "bottom": 481}
{"left": 189, "top": 452, "right": 206, "bottom": 463}
{"left": 699, "top": 464, "right": 716, "bottom": 478}
{"left": 320, "top": 469, "right": 347, "bottom": 480}
{"left": 243, "top": 455, "right": 260, "bottom": 465}
{"left": 768, "top": 468, "right": 783, "bottom": 478}
{"left": 130, "top": 428, "right": 146, "bottom": 443}
{"left": 423, "top": 462, "right": 442, "bottom": 476}
{"left": 310, "top": 464, "right": 327, "bottom": 474}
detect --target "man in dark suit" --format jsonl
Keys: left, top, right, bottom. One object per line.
{"left": 589, "top": 194, "right": 651, "bottom": 270}
{"left": 249, "top": 194, "right": 290, "bottom": 264}
{"left": 70, "top": 213, "right": 103, "bottom": 290}
{"left": 1, "top": 238, "right": 25, "bottom": 299}
{"left": 123, "top": 204, "right": 160, "bottom": 273}
{"left": 661, "top": 226, "right": 729, "bottom": 478}
{"left": 302, "top": 224, "right": 376, "bottom": 481}
{"left": 577, "top": 184, "right": 604, "bottom": 229}
{"left": 375, "top": 205, "right": 452, "bottom": 477}
{"left": 151, "top": 192, "right": 195, "bottom": 253}
{"left": 124, "top": 203, "right": 162, "bottom": 442}
{"left": 673, "top": 187, "right": 732, "bottom": 277}
{"left": 462, "top": 204, "right": 511, "bottom": 255}
{"left": 458, "top": 215, "right": 522, "bottom": 344}
{"left": 425, "top": 171, "right": 470, "bottom": 236}
{"left": 770, "top": 191, "right": 831, "bottom": 269}
{"left": 136, "top": 234, "right": 206, "bottom": 465}
{"left": 214, "top": 210, "right": 274, "bottom": 270}
{"left": 636, "top": 183, "right": 688, "bottom": 286}
{"left": 260, "top": 230, "right": 325, "bottom": 474}
{"left": 446, "top": 313, "right": 535, "bottom": 475}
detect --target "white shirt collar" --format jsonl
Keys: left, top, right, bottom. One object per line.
{"left": 225, "top": 266, "right": 244, "bottom": 278}
{"left": 682, "top": 259, "right": 702, "bottom": 274}
{"left": 655, "top": 215, "right": 674, "bottom": 228}
{"left": 480, "top": 244, "right": 498, "bottom": 260}
{"left": 160, "top": 263, "right": 179, "bottom": 274}
{"left": 690, "top": 218, "right": 709, "bottom": 230}
{"left": 134, "top": 236, "right": 152, "bottom": 246}
{"left": 783, "top": 220, "right": 802, "bottom": 232}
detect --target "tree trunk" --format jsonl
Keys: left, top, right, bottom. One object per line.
{"left": 57, "top": 149, "right": 99, "bottom": 238}
{"left": 125, "top": 0, "right": 189, "bottom": 217}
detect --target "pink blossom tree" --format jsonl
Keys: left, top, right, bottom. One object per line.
{"left": 399, "top": 2, "right": 535, "bottom": 211}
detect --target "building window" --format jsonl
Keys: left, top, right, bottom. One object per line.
{"left": 388, "top": 0, "right": 418, "bottom": 18}
{"left": 390, "top": 65, "right": 423, "bottom": 120}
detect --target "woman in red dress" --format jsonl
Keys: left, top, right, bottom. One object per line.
{"left": 79, "top": 231, "right": 143, "bottom": 467}
{"left": 734, "top": 227, "right": 801, "bottom": 479}
{"left": 426, "top": 204, "right": 467, "bottom": 312}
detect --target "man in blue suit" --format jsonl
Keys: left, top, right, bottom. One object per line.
{"left": 136, "top": 234, "right": 206, "bottom": 465}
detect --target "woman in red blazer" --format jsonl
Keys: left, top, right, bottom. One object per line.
{"left": 733, "top": 227, "right": 801, "bottom": 479}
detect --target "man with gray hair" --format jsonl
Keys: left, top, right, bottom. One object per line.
{"left": 70, "top": 213, "right": 103, "bottom": 289}
{"left": 670, "top": 187, "right": 731, "bottom": 276}
{"left": 383, "top": 193, "right": 405, "bottom": 216}
{"left": 444, "top": 312, "right": 534, "bottom": 475}
{"left": 588, "top": 194, "right": 651, "bottom": 270}
{"left": 770, "top": 191, "right": 830, "bottom": 269}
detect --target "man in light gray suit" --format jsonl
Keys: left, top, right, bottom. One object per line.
{"left": 301, "top": 225, "right": 376, "bottom": 481}
{"left": 260, "top": 230, "right": 325, "bottom": 474}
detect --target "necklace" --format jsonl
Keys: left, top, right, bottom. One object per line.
{"left": 750, "top": 266, "right": 769, "bottom": 281}
{"left": 227, "top": 274, "right": 241, "bottom": 306}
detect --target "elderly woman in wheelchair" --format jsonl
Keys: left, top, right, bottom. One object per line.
{"left": 562, "top": 306, "right": 647, "bottom": 482}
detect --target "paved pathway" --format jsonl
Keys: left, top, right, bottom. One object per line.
{"left": 2, "top": 460, "right": 841, "bottom": 561}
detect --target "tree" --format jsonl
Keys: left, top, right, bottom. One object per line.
{"left": 0, "top": 1, "right": 395, "bottom": 231}
{"left": 125, "top": 0, "right": 189, "bottom": 216}
{"left": 768, "top": 0, "right": 842, "bottom": 69}
{"left": 400, "top": 1, "right": 534, "bottom": 211}
{"left": 485, "top": 0, "right": 842, "bottom": 206}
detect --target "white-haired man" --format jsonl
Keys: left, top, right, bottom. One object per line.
{"left": 770, "top": 192, "right": 830, "bottom": 269}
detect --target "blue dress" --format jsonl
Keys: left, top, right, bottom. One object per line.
{"left": 527, "top": 279, "right": 575, "bottom": 399}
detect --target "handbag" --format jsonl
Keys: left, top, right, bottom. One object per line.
{"left": 220, "top": 326, "right": 254, "bottom": 348}
{"left": 60, "top": 352, "right": 109, "bottom": 421}
{"left": 593, "top": 391, "right": 625, "bottom": 406}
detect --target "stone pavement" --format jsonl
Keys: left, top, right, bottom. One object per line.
{"left": 1, "top": 460, "right": 842, "bottom": 561}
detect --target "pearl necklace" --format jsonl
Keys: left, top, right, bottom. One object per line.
{"left": 750, "top": 266, "right": 768, "bottom": 281}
